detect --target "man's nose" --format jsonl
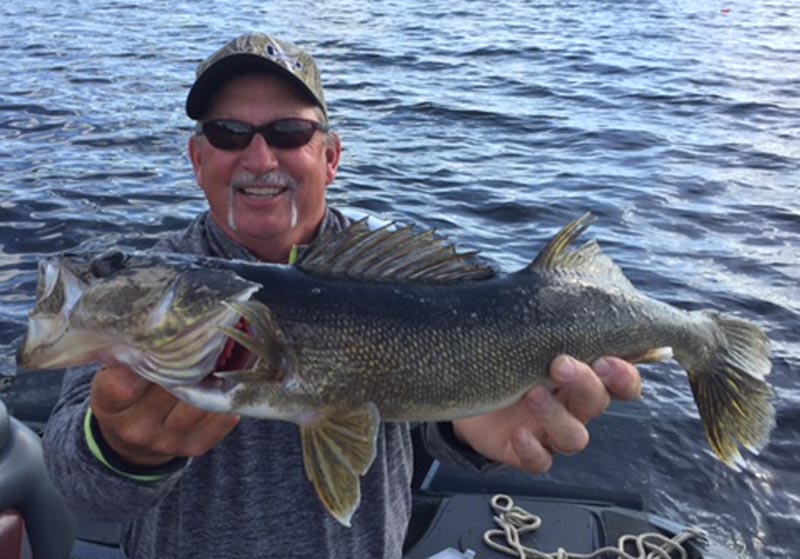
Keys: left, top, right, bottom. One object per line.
{"left": 241, "top": 132, "right": 279, "bottom": 172}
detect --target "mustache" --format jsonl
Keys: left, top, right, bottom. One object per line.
{"left": 230, "top": 171, "right": 299, "bottom": 191}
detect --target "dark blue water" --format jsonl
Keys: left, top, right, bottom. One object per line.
{"left": 1, "top": 1, "right": 798, "bottom": 557}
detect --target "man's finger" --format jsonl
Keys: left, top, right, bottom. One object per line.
{"left": 163, "top": 400, "right": 240, "bottom": 442}
{"left": 176, "top": 412, "right": 241, "bottom": 458}
{"left": 524, "top": 385, "right": 588, "bottom": 457}
{"left": 509, "top": 427, "right": 552, "bottom": 474}
{"left": 146, "top": 407, "right": 239, "bottom": 459}
{"left": 592, "top": 356, "right": 642, "bottom": 401}
{"left": 162, "top": 400, "right": 217, "bottom": 433}
{"left": 550, "top": 355, "right": 611, "bottom": 424}
{"left": 91, "top": 366, "right": 153, "bottom": 414}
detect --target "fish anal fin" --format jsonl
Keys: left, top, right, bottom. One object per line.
{"left": 623, "top": 346, "right": 673, "bottom": 364}
{"left": 300, "top": 403, "right": 381, "bottom": 526}
{"left": 295, "top": 218, "right": 495, "bottom": 283}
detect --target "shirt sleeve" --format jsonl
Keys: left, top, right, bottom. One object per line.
{"left": 420, "top": 421, "right": 505, "bottom": 474}
{"left": 41, "top": 365, "right": 188, "bottom": 522}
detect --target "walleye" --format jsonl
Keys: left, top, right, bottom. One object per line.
{"left": 17, "top": 215, "right": 775, "bottom": 526}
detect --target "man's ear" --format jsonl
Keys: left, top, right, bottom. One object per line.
{"left": 188, "top": 135, "right": 204, "bottom": 186}
{"left": 324, "top": 132, "right": 342, "bottom": 185}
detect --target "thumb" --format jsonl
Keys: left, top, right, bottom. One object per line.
{"left": 91, "top": 365, "right": 152, "bottom": 413}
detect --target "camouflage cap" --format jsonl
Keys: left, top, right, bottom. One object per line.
{"left": 186, "top": 33, "right": 327, "bottom": 120}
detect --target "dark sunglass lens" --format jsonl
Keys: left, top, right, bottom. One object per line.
{"left": 265, "top": 119, "right": 318, "bottom": 148}
{"left": 203, "top": 121, "right": 254, "bottom": 150}
{"left": 202, "top": 119, "right": 323, "bottom": 150}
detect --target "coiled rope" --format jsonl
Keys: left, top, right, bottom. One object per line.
{"left": 482, "top": 494, "right": 706, "bottom": 559}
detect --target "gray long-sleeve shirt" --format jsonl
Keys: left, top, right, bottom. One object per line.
{"left": 42, "top": 208, "right": 487, "bottom": 559}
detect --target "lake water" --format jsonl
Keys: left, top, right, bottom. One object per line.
{"left": 1, "top": 1, "right": 798, "bottom": 557}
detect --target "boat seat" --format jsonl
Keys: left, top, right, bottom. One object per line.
{"left": 0, "top": 509, "right": 31, "bottom": 559}
{"left": 0, "top": 397, "right": 77, "bottom": 558}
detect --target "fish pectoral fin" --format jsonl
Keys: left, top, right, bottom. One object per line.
{"left": 300, "top": 403, "right": 381, "bottom": 527}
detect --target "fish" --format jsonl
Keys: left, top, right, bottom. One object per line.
{"left": 16, "top": 214, "right": 775, "bottom": 526}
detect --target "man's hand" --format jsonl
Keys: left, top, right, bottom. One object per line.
{"left": 90, "top": 365, "right": 240, "bottom": 467}
{"left": 452, "top": 355, "right": 642, "bottom": 473}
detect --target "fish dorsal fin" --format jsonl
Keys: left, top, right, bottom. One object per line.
{"left": 296, "top": 218, "right": 496, "bottom": 283}
{"left": 529, "top": 213, "right": 635, "bottom": 289}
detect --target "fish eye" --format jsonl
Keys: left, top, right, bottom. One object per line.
{"left": 90, "top": 251, "right": 128, "bottom": 278}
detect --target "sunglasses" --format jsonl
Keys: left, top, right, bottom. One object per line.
{"left": 198, "top": 118, "right": 329, "bottom": 150}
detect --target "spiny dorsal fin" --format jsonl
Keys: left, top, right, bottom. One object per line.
{"left": 296, "top": 218, "right": 496, "bottom": 283}
{"left": 529, "top": 213, "right": 635, "bottom": 289}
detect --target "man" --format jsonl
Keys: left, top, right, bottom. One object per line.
{"left": 43, "top": 33, "right": 641, "bottom": 558}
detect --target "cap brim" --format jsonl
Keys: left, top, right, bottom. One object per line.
{"left": 185, "top": 54, "right": 321, "bottom": 120}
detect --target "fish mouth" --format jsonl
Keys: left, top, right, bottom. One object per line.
{"left": 17, "top": 327, "right": 112, "bottom": 370}
{"left": 17, "top": 259, "right": 95, "bottom": 370}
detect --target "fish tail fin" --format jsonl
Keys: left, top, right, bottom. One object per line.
{"left": 684, "top": 311, "right": 775, "bottom": 469}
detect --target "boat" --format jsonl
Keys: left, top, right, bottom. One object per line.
{"left": 1, "top": 370, "right": 738, "bottom": 559}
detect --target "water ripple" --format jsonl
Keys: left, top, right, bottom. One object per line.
{"left": 1, "top": 1, "right": 798, "bottom": 556}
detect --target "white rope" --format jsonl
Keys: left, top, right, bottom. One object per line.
{"left": 482, "top": 494, "right": 706, "bottom": 559}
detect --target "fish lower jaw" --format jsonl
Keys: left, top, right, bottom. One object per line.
{"left": 17, "top": 327, "right": 114, "bottom": 371}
